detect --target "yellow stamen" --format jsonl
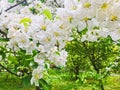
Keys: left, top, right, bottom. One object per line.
{"left": 101, "top": 3, "right": 109, "bottom": 10}
{"left": 21, "top": 39, "right": 26, "bottom": 43}
{"left": 110, "top": 15, "right": 118, "bottom": 21}
{"left": 83, "top": 17, "right": 89, "bottom": 22}
{"left": 35, "top": 74, "right": 39, "bottom": 79}
{"left": 41, "top": 25, "right": 46, "bottom": 31}
{"left": 72, "top": 6, "right": 77, "bottom": 10}
{"left": 54, "top": 32, "right": 60, "bottom": 36}
{"left": 68, "top": 16, "right": 73, "bottom": 23}
{"left": 44, "top": 37, "right": 51, "bottom": 42}
{"left": 59, "top": 25, "right": 64, "bottom": 29}
{"left": 84, "top": 2, "right": 91, "bottom": 8}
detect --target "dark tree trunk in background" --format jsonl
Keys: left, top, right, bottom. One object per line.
{"left": 36, "top": 86, "right": 41, "bottom": 90}
{"left": 75, "top": 66, "right": 79, "bottom": 80}
{"left": 82, "top": 42, "right": 105, "bottom": 90}
{"left": 99, "top": 80, "right": 104, "bottom": 90}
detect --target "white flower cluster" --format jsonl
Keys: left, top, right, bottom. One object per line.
{"left": 47, "top": 46, "right": 68, "bottom": 66}
{"left": 1, "top": 0, "right": 120, "bottom": 86}
{"left": 0, "top": 0, "right": 11, "bottom": 11}
{"left": 0, "top": 0, "right": 70, "bottom": 86}
{"left": 59, "top": 0, "right": 120, "bottom": 41}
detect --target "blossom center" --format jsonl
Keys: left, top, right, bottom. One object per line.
{"left": 41, "top": 25, "right": 46, "bottom": 31}
{"left": 44, "top": 37, "right": 51, "bottom": 42}
{"left": 84, "top": 2, "right": 91, "bottom": 8}
{"left": 110, "top": 15, "right": 118, "bottom": 21}
{"left": 101, "top": 3, "right": 109, "bottom": 10}
{"left": 68, "top": 16, "right": 73, "bottom": 23}
{"left": 54, "top": 32, "right": 60, "bottom": 36}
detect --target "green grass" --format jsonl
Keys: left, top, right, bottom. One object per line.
{"left": 0, "top": 72, "right": 35, "bottom": 90}
{"left": 0, "top": 71, "right": 120, "bottom": 90}
{"left": 49, "top": 69, "right": 120, "bottom": 90}
{"left": 105, "top": 76, "right": 120, "bottom": 90}
{"left": 51, "top": 75, "right": 120, "bottom": 90}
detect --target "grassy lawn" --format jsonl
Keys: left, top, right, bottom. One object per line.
{"left": 0, "top": 72, "right": 35, "bottom": 90}
{"left": 104, "top": 76, "right": 120, "bottom": 90}
{"left": 0, "top": 71, "right": 120, "bottom": 90}
{"left": 51, "top": 76, "right": 120, "bottom": 90}
{"left": 50, "top": 69, "right": 120, "bottom": 90}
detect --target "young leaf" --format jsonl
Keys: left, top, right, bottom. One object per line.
{"left": 8, "top": 55, "right": 18, "bottom": 65}
{"left": 0, "top": 38, "right": 9, "bottom": 42}
{"left": 22, "top": 76, "right": 31, "bottom": 85}
{"left": 20, "top": 18, "right": 32, "bottom": 27}
{"left": 40, "top": 0, "right": 46, "bottom": 3}
{"left": 8, "top": 0, "right": 15, "bottom": 3}
{"left": 79, "top": 27, "right": 88, "bottom": 35}
{"left": 39, "top": 79, "right": 52, "bottom": 90}
{"left": 43, "top": 9, "right": 52, "bottom": 20}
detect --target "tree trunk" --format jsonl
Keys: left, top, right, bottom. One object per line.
{"left": 75, "top": 66, "right": 79, "bottom": 80}
{"left": 36, "top": 86, "right": 41, "bottom": 90}
{"left": 99, "top": 79, "right": 104, "bottom": 90}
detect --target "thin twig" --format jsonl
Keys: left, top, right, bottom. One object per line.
{"left": 0, "top": 63, "right": 19, "bottom": 77}
{"left": 0, "top": 30, "right": 7, "bottom": 38}
{"left": 54, "top": 0, "right": 61, "bottom": 7}
{"left": 5, "top": 0, "right": 27, "bottom": 12}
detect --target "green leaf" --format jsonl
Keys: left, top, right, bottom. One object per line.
{"left": 22, "top": 76, "right": 31, "bottom": 85}
{"left": 43, "top": 9, "right": 52, "bottom": 20}
{"left": 0, "top": 51, "right": 6, "bottom": 59}
{"left": 8, "top": 0, "right": 15, "bottom": 3}
{"left": 8, "top": 55, "right": 18, "bottom": 65}
{"left": 39, "top": 79, "right": 52, "bottom": 90}
{"left": 29, "top": 7, "right": 39, "bottom": 14}
{"left": 79, "top": 27, "right": 88, "bottom": 35}
{"left": 40, "top": 0, "right": 46, "bottom": 3}
{"left": 20, "top": 18, "right": 32, "bottom": 27}
{"left": 0, "top": 38, "right": 9, "bottom": 42}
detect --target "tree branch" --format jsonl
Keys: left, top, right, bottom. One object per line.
{"left": 0, "top": 63, "right": 19, "bottom": 77}
{"left": 0, "top": 30, "right": 7, "bottom": 38}
{"left": 54, "top": 0, "right": 61, "bottom": 7}
{"left": 5, "top": 0, "right": 27, "bottom": 12}
{"left": 82, "top": 42, "right": 99, "bottom": 73}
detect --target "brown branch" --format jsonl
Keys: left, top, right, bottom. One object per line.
{"left": 0, "top": 30, "right": 7, "bottom": 38}
{"left": 0, "top": 63, "right": 19, "bottom": 77}
{"left": 5, "top": 0, "right": 27, "bottom": 12}
{"left": 82, "top": 42, "right": 99, "bottom": 73}
{"left": 54, "top": 0, "right": 61, "bottom": 7}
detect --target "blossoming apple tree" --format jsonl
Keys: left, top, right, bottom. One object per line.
{"left": 0, "top": 0, "right": 120, "bottom": 90}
